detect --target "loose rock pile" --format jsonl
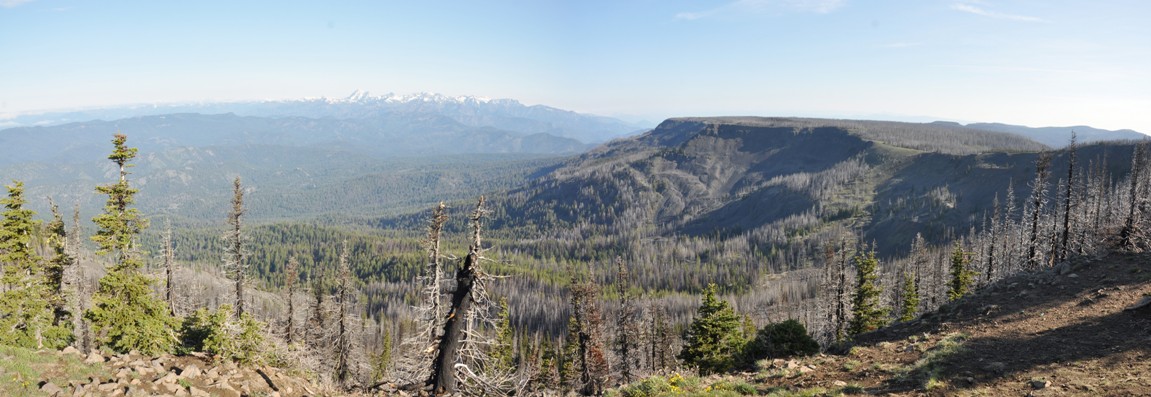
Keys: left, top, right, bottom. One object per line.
{"left": 39, "top": 347, "right": 321, "bottom": 397}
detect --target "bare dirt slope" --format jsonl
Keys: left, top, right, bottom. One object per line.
{"left": 753, "top": 251, "right": 1151, "bottom": 396}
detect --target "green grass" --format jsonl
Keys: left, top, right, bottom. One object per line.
{"left": 0, "top": 345, "right": 109, "bottom": 397}
{"left": 763, "top": 386, "right": 830, "bottom": 397}
{"left": 897, "top": 332, "right": 969, "bottom": 391}
{"left": 841, "top": 384, "right": 865, "bottom": 394}
{"left": 611, "top": 373, "right": 761, "bottom": 397}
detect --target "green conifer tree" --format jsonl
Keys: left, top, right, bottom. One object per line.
{"left": 848, "top": 249, "right": 888, "bottom": 337}
{"left": 678, "top": 284, "right": 747, "bottom": 375}
{"left": 84, "top": 134, "right": 177, "bottom": 355}
{"left": 45, "top": 201, "right": 73, "bottom": 326}
{"left": 370, "top": 328, "right": 393, "bottom": 383}
{"left": 491, "top": 297, "right": 516, "bottom": 373}
{"left": 948, "top": 242, "right": 975, "bottom": 301}
{"left": 0, "top": 181, "right": 72, "bottom": 348}
{"left": 536, "top": 337, "right": 559, "bottom": 388}
{"left": 897, "top": 271, "right": 920, "bottom": 322}
{"left": 559, "top": 314, "right": 580, "bottom": 390}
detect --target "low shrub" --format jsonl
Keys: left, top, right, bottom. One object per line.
{"left": 179, "top": 304, "right": 267, "bottom": 365}
{"left": 743, "top": 319, "right": 820, "bottom": 364}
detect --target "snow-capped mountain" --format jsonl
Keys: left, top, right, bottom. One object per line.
{"left": 2, "top": 91, "right": 648, "bottom": 144}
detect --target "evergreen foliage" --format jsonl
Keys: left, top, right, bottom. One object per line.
{"left": 848, "top": 250, "right": 888, "bottom": 337}
{"left": 225, "top": 176, "right": 247, "bottom": 317}
{"left": 45, "top": 201, "right": 72, "bottom": 324}
{"left": 559, "top": 314, "right": 580, "bottom": 390}
{"left": 179, "top": 304, "right": 267, "bottom": 365}
{"left": 370, "top": 329, "right": 393, "bottom": 383}
{"left": 491, "top": 297, "right": 516, "bottom": 373}
{"left": 897, "top": 271, "right": 920, "bottom": 322}
{"left": 283, "top": 255, "right": 299, "bottom": 345}
{"left": 534, "top": 338, "right": 559, "bottom": 389}
{"left": 743, "top": 319, "right": 819, "bottom": 361}
{"left": 678, "top": 284, "right": 747, "bottom": 375}
{"left": 0, "top": 181, "right": 72, "bottom": 349}
{"left": 91, "top": 134, "right": 147, "bottom": 269}
{"left": 947, "top": 242, "right": 975, "bottom": 301}
{"left": 85, "top": 134, "right": 177, "bottom": 355}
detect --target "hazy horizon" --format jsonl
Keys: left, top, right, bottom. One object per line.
{"left": 2, "top": 0, "right": 1148, "bottom": 132}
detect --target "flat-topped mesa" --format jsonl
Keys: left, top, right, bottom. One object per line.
{"left": 649, "top": 117, "right": 1048, "bottom": 155}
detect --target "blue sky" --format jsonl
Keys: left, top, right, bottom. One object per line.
{"left": 1, "top": 0, "right": 1148, "bottom": 131}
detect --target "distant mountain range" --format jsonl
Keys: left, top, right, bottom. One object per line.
{"left": 963, "top": 122, "right": 1145, "bottom": 148}
{"left": 0, "top": 112, "right": 593, "bottom": 166}
{"left": 0, "top": 91, "right": 649, "bottom": 144}
{"left": 920, "top": 121, "right": 1145, "bottom": 148}
{"left": 1, "top": 90, "right": 1147, "bottom": 243}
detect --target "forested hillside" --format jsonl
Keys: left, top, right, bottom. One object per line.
{"left": 493, "top": 117, "right": 1063, "bottom": 256}
{"left": 3, "top": 116, "right": 1149, "bottom": 396}
{"left": 1, "top": 137, "right": 569, "bottom": 225}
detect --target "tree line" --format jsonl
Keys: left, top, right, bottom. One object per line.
{"left": 4, "top": 131, "right": 1149, "bottom": 395}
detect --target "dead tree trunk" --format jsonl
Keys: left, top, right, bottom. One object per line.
{"left": 986, "top": 195, "right": 999, "bottom": 283}
{"left": 335, "top": 240, "right": 353, "bottom": 387}
{"left": 429, "top": 197, "right": 486, "bottom": 395}
{"left": 163, "top": 219, "right": 176, "bottom": 315}
{"left": 1119, "top": 143, "right": 1148, "bottom": 251}
{"left": 1027, "top": 153, "right": 1052, "bottom": 269}
{"left": 613, "top": 256, "right": 640, "bottom": 384}
{"left": 1059, "top": 132, "right": 1077, "bottom": 260}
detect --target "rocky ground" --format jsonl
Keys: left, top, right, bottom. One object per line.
{"left": 713, "top": 251, "right": 1151, "bottom": 396}
{"left": 7, "top": 347, "right": 325, "bottom": 397}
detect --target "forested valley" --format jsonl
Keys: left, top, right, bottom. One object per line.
{"left": 2, "top": 116, "right": 1150, "bottom": 396}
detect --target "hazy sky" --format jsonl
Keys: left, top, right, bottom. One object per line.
{"left": 2, "top": 0, "right": 1148, "bottom": 131}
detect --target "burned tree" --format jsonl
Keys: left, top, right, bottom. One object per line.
{"left": 1026, "top": 153, "right": 1052, "bottom": 269}
{"left": 1058, "top": 132, "right": 1078, "bottom": 260}
{"left": 428, "top": 197, "right": 500, "bottom": 395}
{"left": 424, "top": 202, "right": 448, "bottom": 344}
{"left": 568, "top": 269, "right": 610, "bottom": 395}
{"left": 648, "top": 303, "right": 674, "bottom": 373}
{"left": 613, "top": 256, "right": 641, "bottom": 384}
{"left": 393, "top": 202, "right": 449, "bottom": 385}
{"left": 162, "top": 219, "right": 176, "bottom": 315}
{"left": 335, "top": 240, "right": 357, "bottom": 388}
{"left": 985, "top": 195, "right": 1000, "bottom": 283}
{"left": 1118, "top": 143, "right": 1148, "bottom": 251}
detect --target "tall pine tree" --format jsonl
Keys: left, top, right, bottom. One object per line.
{"left": 225, "top": 176, "right": 247, "bottom": 317}
{"left": 947, "top": 242, "right": 975, "bottom": 301}
{"left": 897, "top": 270, "right": 919, "bottom": 322}
{"left": 84, "top": 134, "right": 177, "bottom": 355}
{"left": 46, "top": 200, "right": 74, "bottom": 331}
{"left": 0, "top": 181, "right": 71, "bottom": 348}
{"left": 848, "top": 249, "right": 888, "bottom": 337}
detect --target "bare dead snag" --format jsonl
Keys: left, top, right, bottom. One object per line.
{"left": 429, "top": 197, "right": 486, "bottom": 395}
